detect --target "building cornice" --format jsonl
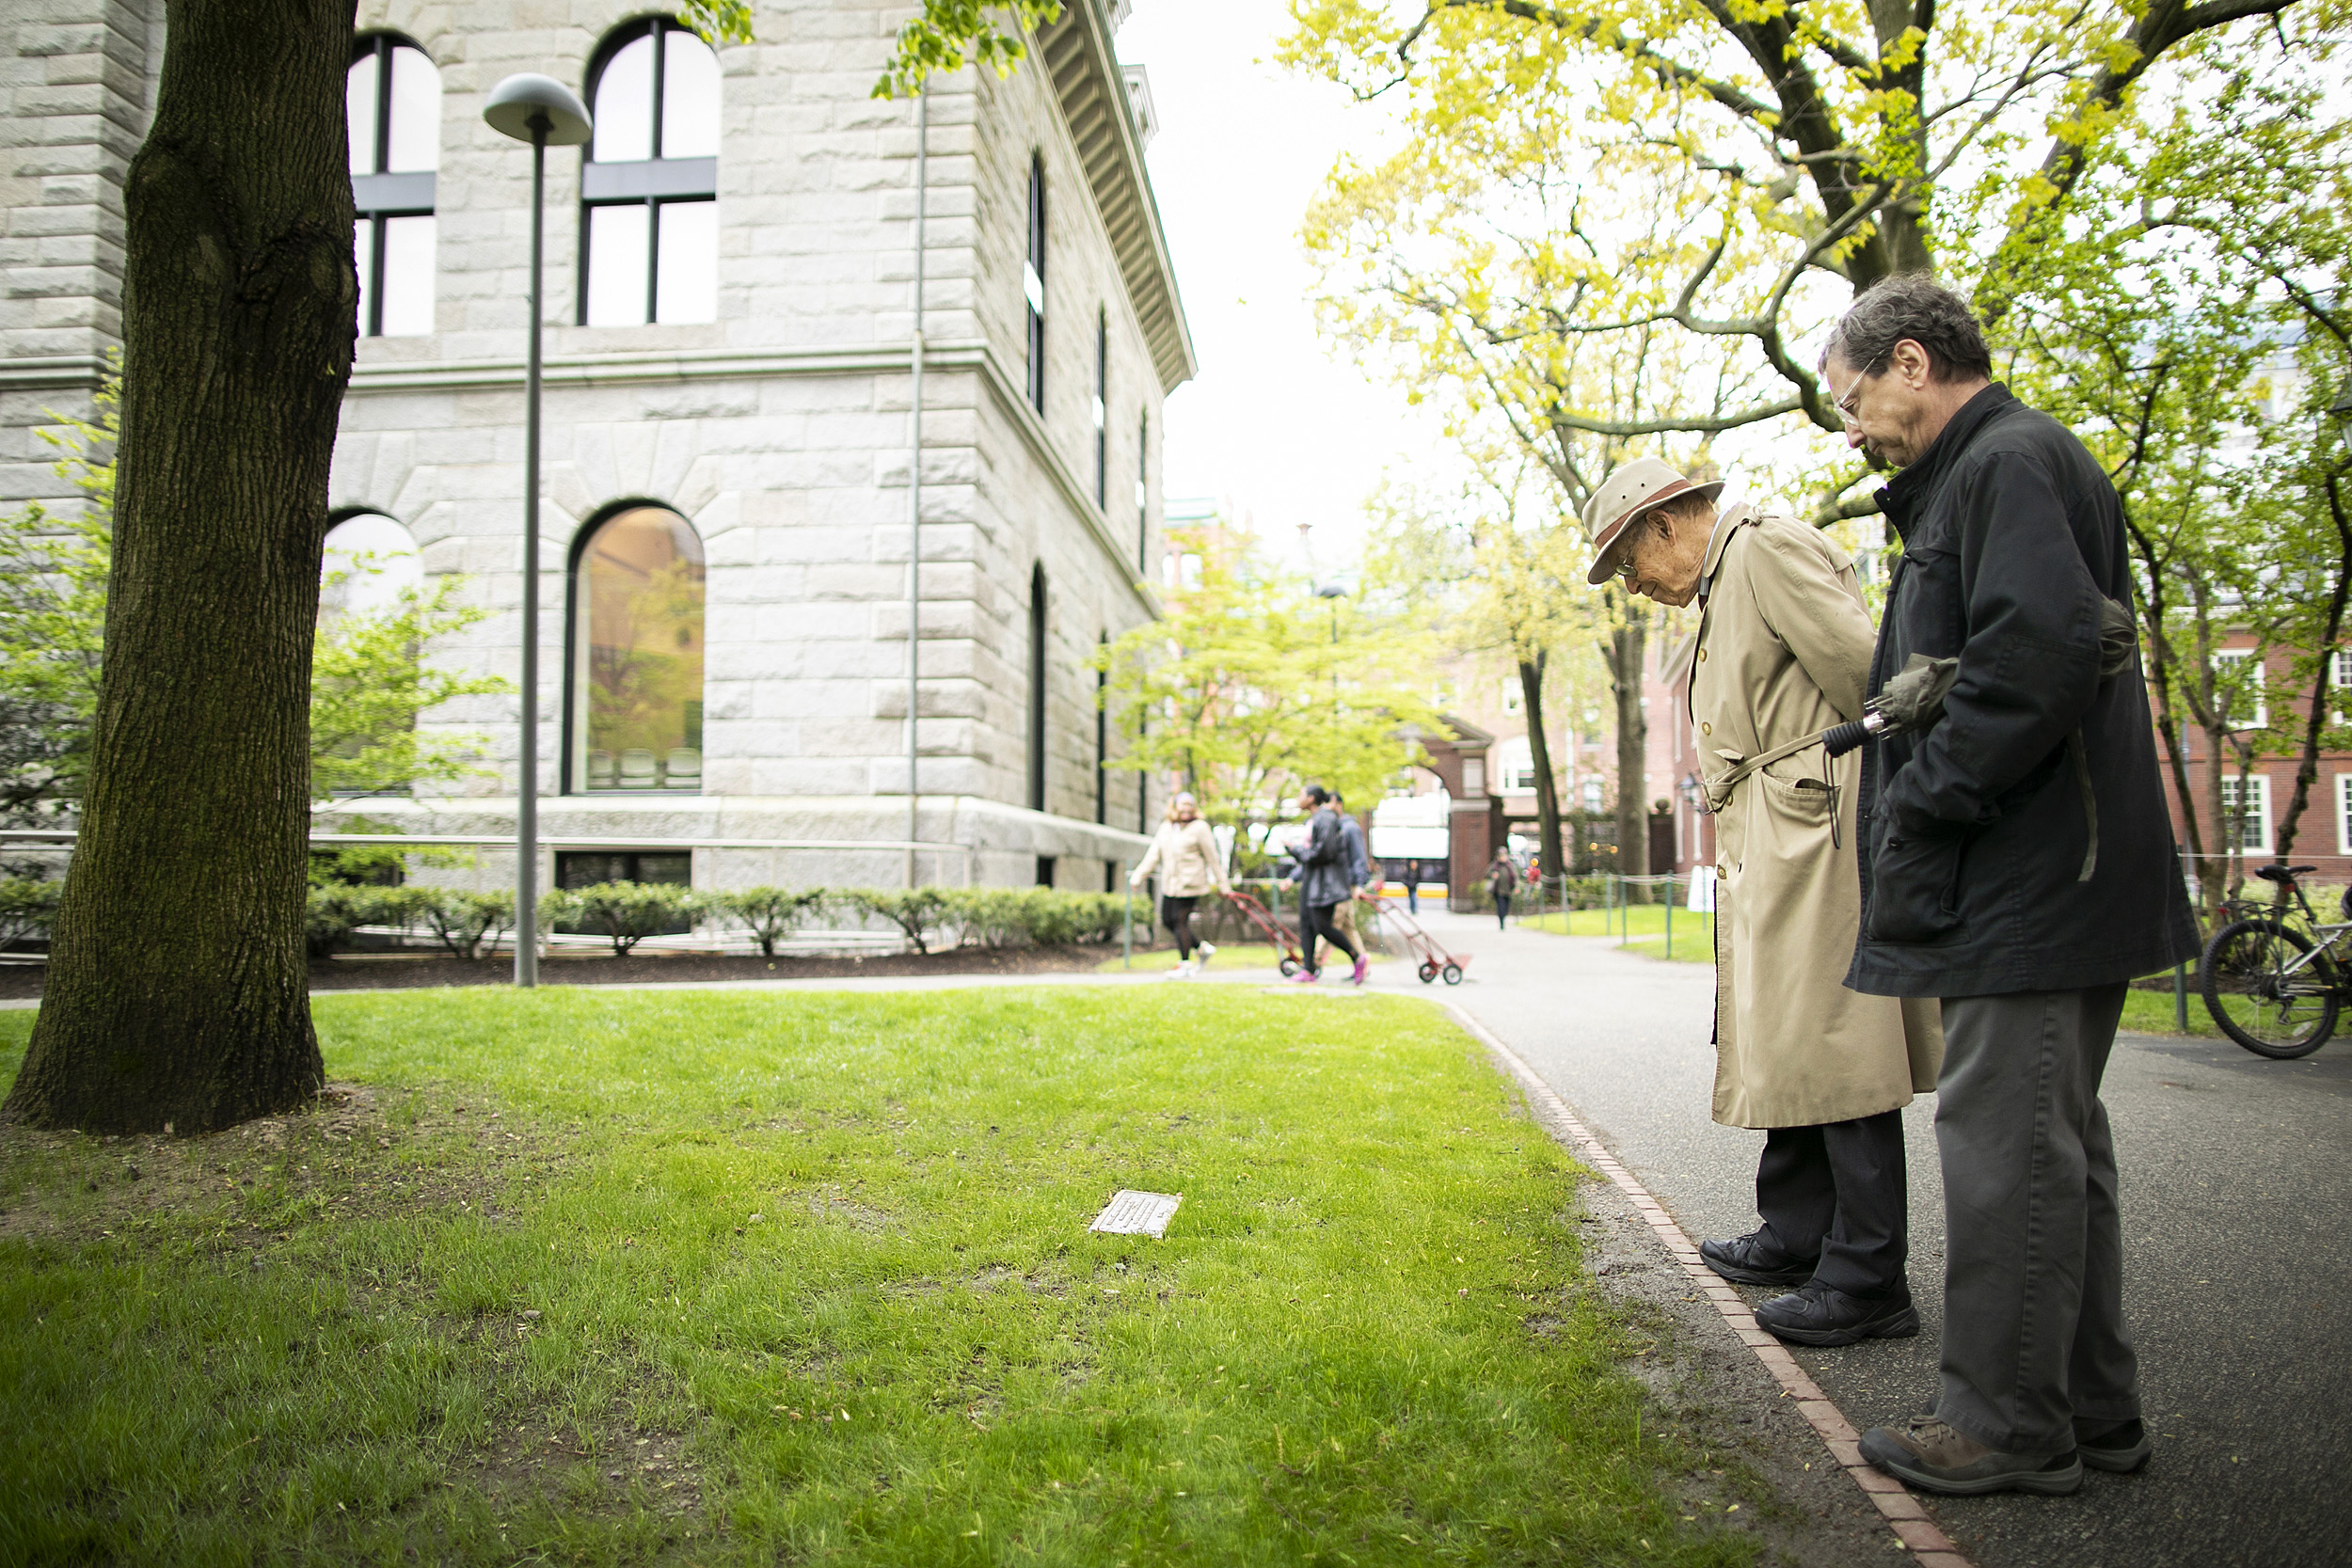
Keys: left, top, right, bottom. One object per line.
{"left": 0, "top": 354, "right": 110, "bottom": 393}
{"left": 1035, "top": 0, "right": 1196, "bottom": 395}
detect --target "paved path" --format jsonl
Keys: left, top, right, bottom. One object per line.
{"left": 1393, "top": 905, "right": 2352, "bottom": 1568}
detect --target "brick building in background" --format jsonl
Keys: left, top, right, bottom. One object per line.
{"left": 0, "top": 0, "right": 1191, "bottom": 893}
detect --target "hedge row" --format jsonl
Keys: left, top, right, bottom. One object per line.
{"left": 303, "top": 881, "right": 1136, "bottom": 959}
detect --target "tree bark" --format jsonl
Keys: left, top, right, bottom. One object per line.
{"left": 1516, "top": 652, "right": 1565, "bottom": 897}
{"left": 1608, "top": 605, "right": 1649, "bottom": 900}
{"left": 2, "top": 0, "right": 355, "bottom": 1133}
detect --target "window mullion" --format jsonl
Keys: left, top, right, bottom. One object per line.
{"left": 644, "top": 199, "right": 660, "bottom": 325}
{"left": 651, "top": 22, "right": 667, "bottom": 161}
{"left": 373, "top": 38, "right": 392, "bottom": 177}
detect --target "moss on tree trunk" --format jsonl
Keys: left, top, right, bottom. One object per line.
{"left": 1, "top": 0, "right": 355, "bottom": 1133}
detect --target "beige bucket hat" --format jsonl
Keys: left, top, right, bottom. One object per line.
{"left": 1581, "top": 458, "right": 1726, "bottom": 585}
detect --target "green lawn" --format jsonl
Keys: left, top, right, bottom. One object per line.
{"left": 1524, "top": 907, "right": 1717, "bottom": 966}
{"left": 1529, "top": 909, "right": 2219, "bottom": 1037}
{"left": 0, "top": 989, "right": 1760, "bottom": 1566}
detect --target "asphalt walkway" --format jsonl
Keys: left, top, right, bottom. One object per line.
{"left": 1400, "top": 904, "right": 2352, "bottom": 1568}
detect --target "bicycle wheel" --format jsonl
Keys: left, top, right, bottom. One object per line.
{"left": 2201, "top": 918, "right": 2340, "bottom": 1059}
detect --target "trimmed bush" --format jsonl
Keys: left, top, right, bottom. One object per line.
{"left": 563, "top": 880, "right": 702, "bottom": 956}
{"left": 411, "top": 888, "right": 516, "bottom": 961}
{"left": 707, "top": 885, "right": 825, "bottom": 957}
{"left": 836, "top": 887, "right": 950, "bottom": 954}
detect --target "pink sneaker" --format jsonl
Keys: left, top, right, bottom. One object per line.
{"left": 1289, "top": 968, "right": 1320, "bottom": 984}
{"left": 1350, "top": 956, "right": 1370, "bottom": 987}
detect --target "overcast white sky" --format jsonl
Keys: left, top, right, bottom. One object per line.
{"left": 1115, "top": 0, "right": 1442, "bottom": 577}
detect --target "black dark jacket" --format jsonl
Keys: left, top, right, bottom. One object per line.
{"left": 1846, "top": 385, "right": 2198, "bottom": 998}
{"left": 1295, "top": 808, "right": 1355, "bottom": 908}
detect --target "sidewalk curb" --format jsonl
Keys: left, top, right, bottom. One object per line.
{"left": 1439, "top": 1000, "right": 1976, "bottom": 1568}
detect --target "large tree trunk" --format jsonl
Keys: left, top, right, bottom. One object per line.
{"left": 1608, "top": 605, "right": 1649, "bottom": 900}
{"left": 1517, "top": 652, "right": 1565, "bottom": 897}
{"left": 2, "top": 0, "right": 355, "bottom": 1134}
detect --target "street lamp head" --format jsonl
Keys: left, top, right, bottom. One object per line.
{"left": 1314, "top": 579, "right": 1348, "bottom": 600}
{"left": 483, "top": 73, "right": 593, "bottom": 146}
{"left": 2329, "top": 378, "right": 2352, "bottom": 449}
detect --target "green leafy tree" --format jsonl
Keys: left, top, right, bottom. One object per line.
{"left": 0, "top": 377, "right": 114, "bottom": 825}
{"left": 1287, "top": 0, "right": 2308, "bottom": 506}
{"left": 1095, "top": 529, "right": 1446, "bottom": 860}
{"left": 874, "top": 2, "right": 1064, "bottom": 98}
{"left": 1992, "top": 15, "right": 2350, "bottom": 907}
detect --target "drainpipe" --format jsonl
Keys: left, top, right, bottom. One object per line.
{"left": 904, "top": 89, "right": 928, "bottom": 887}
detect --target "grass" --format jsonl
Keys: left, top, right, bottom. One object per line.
{"left": 1531, "top": 908, "right": 2223, "bottom": 1038}
{"left": 1524, "top": 907, "right": 1717, "bottom": 966}
{"left": 0, "top": 989, "right": 1763, "bottom": 1566}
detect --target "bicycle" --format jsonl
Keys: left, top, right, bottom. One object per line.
{"left": 2198, "top": 864, "right": 2352, "bottom": 1059}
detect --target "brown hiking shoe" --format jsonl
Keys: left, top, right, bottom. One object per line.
{"left": 1859, "top": 1416, "right": 2083, "bottom": 1497}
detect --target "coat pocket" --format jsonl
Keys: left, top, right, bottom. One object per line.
{"left": 1866, "top": 816, "right": 1967, "bottom": 944}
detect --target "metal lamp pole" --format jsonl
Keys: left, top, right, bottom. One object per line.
{"left": 485, "top": 74, "right": 593, "bottom": 988}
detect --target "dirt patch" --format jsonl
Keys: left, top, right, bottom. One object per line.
{"left": 0, "top": 942, "right": 1136, "bottom": 1002}
{"left": 0, "top": 1081, "right": 570, "bottom": 1248}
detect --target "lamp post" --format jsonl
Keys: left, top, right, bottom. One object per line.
{"left": 1315, "top": 578, "right": 1346, "bottom": 702}
{"left": 484, "top": 74, "right": 593, "bottom": 987}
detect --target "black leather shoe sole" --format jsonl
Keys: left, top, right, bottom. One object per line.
{"left": 1698, "top": 1239, "right": 1817, "bottom": 1289}
{"left": 1755, "top": 1294, "right": 1920, "bottom": 1347}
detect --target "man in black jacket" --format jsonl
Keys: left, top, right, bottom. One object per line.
{"left": 1822, "top": 277, "right": 2198, "bottom": 1497}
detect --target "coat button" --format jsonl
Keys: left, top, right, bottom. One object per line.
{"left": 1698, "top": 648, "right": 1708, "bottom": 661}
{"left": 1700, "top": 721, "right": 1711, "bottom": 736}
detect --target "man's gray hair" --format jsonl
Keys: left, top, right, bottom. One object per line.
{"left": 1820, "top": 275, "right": 1993, "bottom": 384}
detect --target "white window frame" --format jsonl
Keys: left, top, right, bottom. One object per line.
{"left": 2220, "top": 772, "right": 2272, "bottom": 854}
{"left": 1501, "top": 677, "right": 1523, "bottom": 716}
{"left": 2213, "top": 648, "right": 2267, "bottom": 731}
{"left": 2331, "top": 649, "right": 2350, "bottom": 726}
{"left": 2336, "top": 771, "right": 2352, "bottom": 858}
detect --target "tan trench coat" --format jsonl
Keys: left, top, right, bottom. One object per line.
{"left": 1692, "top": 506, "right": 1941, "bottom": 1129}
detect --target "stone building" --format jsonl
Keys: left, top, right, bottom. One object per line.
{"left": 0, "top": 0, "right": 1191, "bottom": 894}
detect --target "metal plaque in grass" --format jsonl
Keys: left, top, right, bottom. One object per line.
{"left": 1089, "top": 1189, "right": 1182, "bottom": 1238}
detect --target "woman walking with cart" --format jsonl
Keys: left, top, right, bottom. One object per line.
{"left": 1130, "top": 792, "right": 1228, "bottom": 978}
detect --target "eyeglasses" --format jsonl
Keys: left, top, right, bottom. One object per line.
{"left": 1830, "top": 370, "right": 1874, "bottom": 430}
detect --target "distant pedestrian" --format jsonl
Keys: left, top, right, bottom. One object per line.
{"left": 1406, "top": 859, "right": 1422, "bottom": 915}
{"left": 1288, "top": 784, "right": 1367, "bottom": 986}
{"left": 1820, "top": 277, "right": 2199, "bottom": 1496}
{"left": 1130, "top": 791, "right": 1228, "bottom": 978}
{"left": 1486, "top": 850, "right": 1517, "bottom": 929}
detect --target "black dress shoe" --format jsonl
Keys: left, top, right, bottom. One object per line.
{"left": 1699, "top": 1231, "right": 1818, "bottom": 1288}
{"left": 1753, "top": 1282, "right": 1919, "bottom": 1347}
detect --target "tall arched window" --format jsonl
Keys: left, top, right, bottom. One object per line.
{"left": 1026, "top": 563, "right": 1047, "bottom": 811}
{"left": 570, "top": 506, "right": 707, "bottom": 792}
{"left": 581, "top": 20, "right": 721, "bottom": 325}
{"left": 321, "top": 512, "right": 423, "bottom": 619}
{"left": 347, "top": 36, "right": 439, "bottom": 336}
{"left": 1024, "top": 154, "right": 1046, "bottom": 412}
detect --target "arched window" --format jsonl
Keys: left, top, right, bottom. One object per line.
{"left": 321, "top": 512, "right": 423, "bottom": 619}
{"left": 581, "top": 19, "right": 721, "bottom": 325}
{"left": 570, "top": 506, "right": 706, "bottom": 792}
{"left": 1024, "top": 154, "right": 1046, "bottom": 412}
{"left": 1026, "top": 563, "right": 1047, "bottom": 811}
{"left": 347, "top": 36, "right": 440, "bottom": 336}
{"left": 316, "top": 512, "right": 424, "bottom": 800}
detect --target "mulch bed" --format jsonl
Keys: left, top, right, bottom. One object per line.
{"left": 0, "top": 943, "right": 1137, "bottom": 1001}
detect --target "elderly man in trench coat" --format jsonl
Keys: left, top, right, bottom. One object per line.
{"left": 1583, "top": 458, "right": 1941, "bottom": 1346}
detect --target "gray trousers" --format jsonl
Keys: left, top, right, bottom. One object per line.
{"left": 1935, "top": 984, "right": 2140, "bottom": 1456}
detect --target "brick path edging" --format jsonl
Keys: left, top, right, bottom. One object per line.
{"left": 1440, "top": 1001, "right": 1976, "bottom": 1568}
